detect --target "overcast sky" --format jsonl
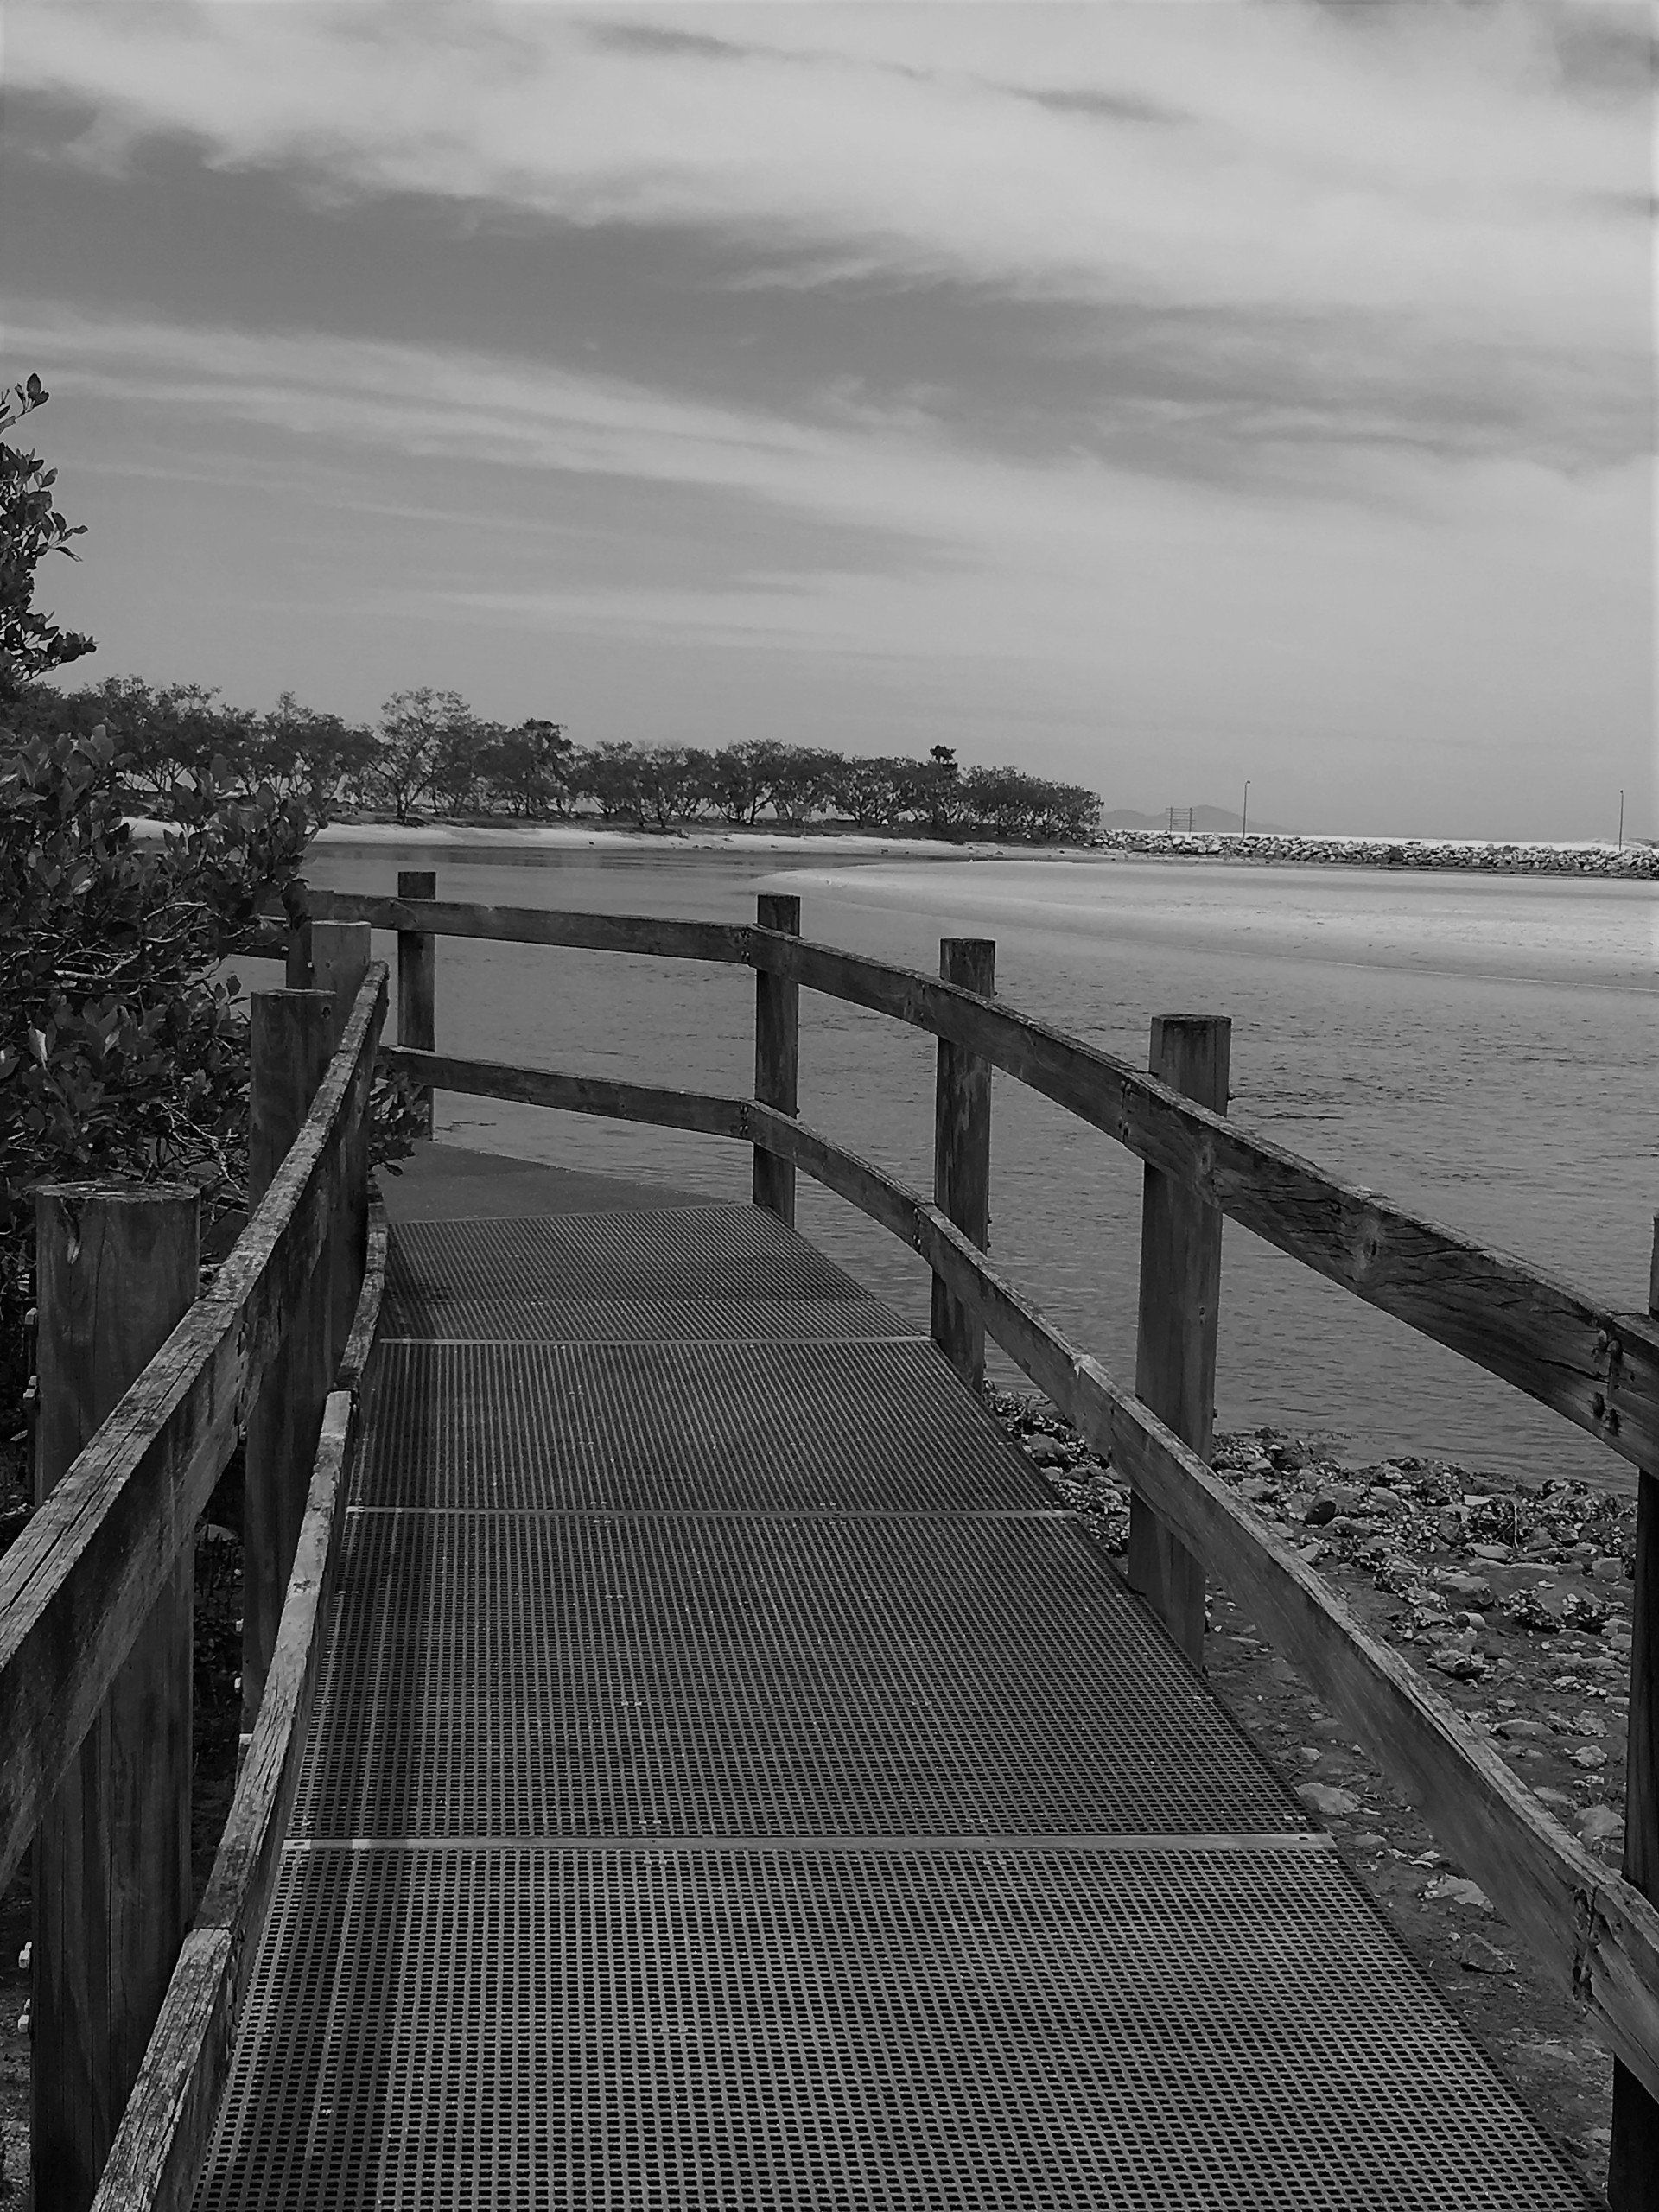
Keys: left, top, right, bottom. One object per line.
{"left": 3, "top": 2, "right": 1650, "bottom": 838}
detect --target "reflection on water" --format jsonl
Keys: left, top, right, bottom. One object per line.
{"left": 289, "top": 840, "right": 1654, "bottom": 1493}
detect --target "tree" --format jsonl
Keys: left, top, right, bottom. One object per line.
{"left": 569, "top": 741, "right": 646, "bottom": 821}
{"left": 830, "top": 754, "right": 906, "bottom": 828}
{"left": 703, "top": 740, "right": 792, "bottom": 826}
{"left": 361, "top": 687, "right": 472, "bottom": 822}
{"left": 257, "top": 692, "right": 378, "bottom": 831}
{"left": 478, "top": 717, "right": 574, "bottom": 818}
{"left": 0, "top": 376, "right": 95, "bottom": 702}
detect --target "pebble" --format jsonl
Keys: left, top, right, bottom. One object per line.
{"left": 1591, "top": 1557, "right": 1625, "bottom": 1582}
{"left": 1495, "top": 1719, "right": 1549, "bottom": 1741}
{"left": 1424, "top": 1874, "right": 1492, "bottom": 1912}
{"left": 1022, "top": 1435, "right": 1067, "bottom": 1468}
{"left": 1469, "top": 1542, "right": 1513, "bottom": 1563}
{"left": 1567, "top": 1746, "right": 1606, "bottom": 1769}
{"left": 1368, "top": 1487, "right": 1404, "bottom": 1513}
{"left": 1577, "top": 1806, "right": 1624, "bottom": 1847}
{"left": 1534, "top": 1787, "right": 1575, "bottom": 1809}
{"left": 1296, "top": 1782, "right": 1360, "bottom": 1817}
{"left": 1436, "top": 1570, "right": 1496, "bottom": 1610}
{"left": 1304, "top": 1497, "right": 1338, "bottom": 1527}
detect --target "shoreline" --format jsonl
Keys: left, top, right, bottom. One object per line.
{"left": 124, "top": 812, "right": 1656, "bottom": 879}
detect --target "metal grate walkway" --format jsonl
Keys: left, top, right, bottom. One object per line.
{"left": 195, "top": 1198, "right": 1596, "bottom": 2209}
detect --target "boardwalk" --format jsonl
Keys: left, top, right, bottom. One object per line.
{"left": 190, "top": 1154, "right": 1593, "bottom": 2209}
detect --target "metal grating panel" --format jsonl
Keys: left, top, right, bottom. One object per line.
{"left": 382, "top": 1205, "right": 909, "bottom": 1343}
{"left": 293, "top": 1512, "right": 1302, "bottom": 1837}
{"left": 194, "top": 1842, "right": 1595, "bottom": 2212}
{"left": 356, "top": 1339, "right": 1055, "bottom": 1512}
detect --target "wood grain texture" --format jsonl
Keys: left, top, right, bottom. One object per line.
{"left": 32, "top": 1190, "right": 200, "bottom": 2212}
{"left": 748, "top": 926, "right": 1656, "bottom": 1475}
{"left": 396, "top": 870, "right": 437, "bottom": 1139}
{"left": 745, "top": 1100, "right": 1659, "bottom": 2101}
{"left": 245, "top": 995, "right": 335, "bottom": 1733}
{"left": 752, "top": 894, "right": 800, "bottom": 1224}
{"left": 88, "top": 1390, "right": 359, "bottom": 2212}
{"left": 0, "top": 966, "right": 387, "bottom": 1897}
{"left": 378, "top": 1046, "right": 749, "bottom": 1140}
{"left": 1609, "top": 1219, "right": 1659, "bottom": 2207}
{"left": 297, "top": 887, "right": 752, "bottom": 963}
{"left": 1128, "top": 1016, "right": 1229, "bottom": 1669}
{"left": 309, "top": 924, "right": 372, "bottom": 1367}
{"left": 931, "top": 939, "right": 995, "bottom": 1385}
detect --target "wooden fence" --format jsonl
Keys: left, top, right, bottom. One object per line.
{"left": 6, "top": 868, "right": 1656, "bottom": 2208}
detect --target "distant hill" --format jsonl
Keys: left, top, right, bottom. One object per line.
{"left": 1101, "top": 805, "right": 1290, "bottom": 835}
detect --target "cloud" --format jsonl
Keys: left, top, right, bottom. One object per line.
{"left": 10, "top": 1, "right": 1643, "bottom": 356}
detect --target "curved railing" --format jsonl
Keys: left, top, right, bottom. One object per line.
{"left": 9, "top": 878, "right": 1656, "bottom": 2206}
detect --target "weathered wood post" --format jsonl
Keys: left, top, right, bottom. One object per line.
{"left": 243, "top": 989, "right": 334, "bottom": 1732}
{"left": 1608, "top": 1214, "right": 1659, "bottom": 2208}
{"left": 284, "top": 880, "right": 312, "bottom": 989}
{"left": 931, "top": 938, "right": 995, "bottom": 1385}
{"left": 397, "top": 868, "right": 437, "bottom": 1138}
{"left": 32, "top": 1185, "right": 199, "bottom": 2212}
{"left": 753, "top": 893, "right": 800, "bottom": 1224}
{"left": 1129, "top": 1015, "right": 1230, "bottom": 1669}
{"left": 310, "top": 920, "right": 373, "bottom": 1360}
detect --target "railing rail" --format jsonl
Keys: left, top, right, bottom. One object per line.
{"left": 55, "top": 874, "right": 1649, "bottom": 2202}
{"left": 298, "top": 887, "right": 1658, "bottom": 1472}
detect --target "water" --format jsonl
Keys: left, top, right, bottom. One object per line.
{"left": 289, "top": 839, "right": 1655, "bottom": 1494}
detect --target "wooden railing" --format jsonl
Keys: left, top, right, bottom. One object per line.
{"left": 1, "top": 932, "right": 387, "bottom": 2212}
{"left": 9, "top": 872, "right": 1656, "bottom": 2207}
{"left": 346, "top": 874, "right": 1657, "bottom": 2193}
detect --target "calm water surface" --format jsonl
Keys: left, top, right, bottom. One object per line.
{"left": 296, "top": 842, "right": 1655, "bottom": 1493}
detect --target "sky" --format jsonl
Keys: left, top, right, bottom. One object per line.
{"left": 2, "top": 1, "right": 1651, "bottom": 839}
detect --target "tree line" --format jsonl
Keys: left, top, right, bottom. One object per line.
{"left": 7, "top": 677, "right": 1103, "bottom": 843}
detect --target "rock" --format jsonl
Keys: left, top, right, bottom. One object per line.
{"left": 1590, "top": 1556, "right": 1625, "bottom": 1581}
{"left": 1435, "top": 1510, "right": 1465, "bottom": 1545}
{"left": 1534, "top": 1787, "right": 1574, "bottom": 1809}
{"left": 1351, "top": 1831, "right": 1389, "bottom": 1853}
{"left": 1503, "top": 1590, "right": 1561, "bottom": 1634}
{"left": 1304, "top": 1496, "right": 1338, "bottom": 1527}
{"left": 1327, "top": 1484, "right": 1368, "bottom": 1515}
{"left": 1296, "top": 1782, "right": 1360, "bottom": 1817}
{"left": 1435, "top": 1570, "right": 1496, "bottom": 1609}
{"left": 1578, "top": 1806, "right": 1624, "bottom": 1847}
{"left": 1572, "top": 1710, "right": 1606, "bottom": 1739}
{"left": 1240, "top": 1477, "right": 1277, "bottom": 1503}
{"left": 1469, "top": 1541, "right": 1513, "bottom": 1563}
{"left": 1496, "top": 1719, "right": 1549, "bottom": 1741}
{"left": 1428, "top": 1649, "right": 1485, "bottom": 1681}
{"left": 1459, "top": 1935, "right": 1515, "bottom": 1976}
{"left": 1022, "top": 1435, "right": 1067, "bottom": 1468}
{"left": 1567, "top": 1746, "right": 1606, "bottom": 1769}
{"left": 1560, "top": 1592, "right": 1608, "bottom": 1633}
{"left": 1368, "top": 1487, "right": 1404, "bottom": 1513}
{"left": 1425, "top": 1874, "right": 1492, "bottom": 1912}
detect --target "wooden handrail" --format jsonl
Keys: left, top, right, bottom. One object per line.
{"left": 353, "top": 895, "right": 1656, "bottom": 1474}
{"left": 299, "top": 886, "right": 752, "bottom": 964}
{"left": 89, "top": 1201, "right": 385, "bottom": 2212}
{"left": 0, "top": 963, "right": 387, "bottom": 1897}
{"left": 747, "top": 926, "right": 1659, "bottom": 1475}
{"left": 322, "top": 1034, "right": 1659, "bottom": 2097}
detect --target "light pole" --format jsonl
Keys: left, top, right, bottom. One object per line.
{"left": 1242, "top": 780, "right": 1250, "bottom": 837}
{"left": 1618, "top": 789, "right": 1624, "bottom": 849}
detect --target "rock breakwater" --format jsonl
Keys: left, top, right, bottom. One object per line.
{"left": 1096, "top": 830, "right": 1655, "bottom": 877}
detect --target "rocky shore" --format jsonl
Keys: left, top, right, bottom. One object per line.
{"left": 987, "top": 1387, "right": 1635, "bottom": 2196}
{"left": 1096, "top": 828, "right": 1654, "bottom": 877}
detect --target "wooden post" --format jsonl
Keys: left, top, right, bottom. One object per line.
{"left": 309, "top": 919, "right": 372, "bottom": 1049}
{"left": 32, "top": 1185, "right": 199, "bottom": 2212}
{"left": 1128, "top": 1014, "right": 1230, "bottom": 1669}
{"left": 397, "top": 868, "right": 436, "bottom": 1139}
{"left": 1608, "top": 1215, "right": 1659, "bottom": 2208}
{"left": 752, "top": 893, "right": 800, "bottom": 1224}
{"left": 931, "top": 938, "right": 995, "bottom": 1386}
{"left": 283, "top": 880, "right": 312, "bottom": 990}
{"left": 243, "top": 990, "right": 334, "bottom": 1732}
{"left": 308, "top": 920, "right": 372, "bottom": 1359}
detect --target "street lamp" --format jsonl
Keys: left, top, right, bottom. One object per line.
{"left": 1242, "top": 780, "right": 1250, "bottom": 837}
